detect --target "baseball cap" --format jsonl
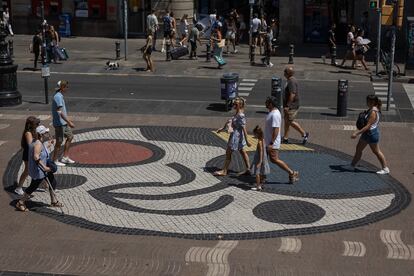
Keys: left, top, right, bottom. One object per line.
{"left": 36, "top": 125, "right": 50, "bottom": 135}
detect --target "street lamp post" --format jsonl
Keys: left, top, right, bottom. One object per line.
{"left": 40, "top": 1, "right": 50, "bottom": 104}
{"left": 0, "top": 6, "right": 21, "bottom": 107}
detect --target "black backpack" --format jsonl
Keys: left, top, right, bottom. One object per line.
{"left": 356, "top": 110, "right": 371, "bottom": 130}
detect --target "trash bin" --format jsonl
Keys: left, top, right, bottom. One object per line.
{"left": 220, "top": 73, "right": 239, "bottom": 100}
{"left": 337, "top": 79, "right": 348, "bottom": 117}
{"left": 220, "top": 73, "right": 239, "bottom": 111}
{"left": 271, "top": 77, "right": 283, "bottom": 110}
{"left": 59, "top": 13, "right": 72, "bottom": 37}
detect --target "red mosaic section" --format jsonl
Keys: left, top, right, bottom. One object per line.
{"left": 69, "top": 141, "right": 153, "bottom": 165}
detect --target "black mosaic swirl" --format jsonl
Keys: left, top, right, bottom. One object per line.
{"left": 253, "top": 200, "right": 326, "bottom": 224}
{"left": 3, "top": 126, "right": 411, "bottom": 240}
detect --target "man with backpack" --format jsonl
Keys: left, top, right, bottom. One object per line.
{"left": 161, "top": 10, "right": 172, "bottom": 53}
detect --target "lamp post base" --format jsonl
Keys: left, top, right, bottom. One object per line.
{"left": 0, "top": 64, "right": 21, "bottom": 107}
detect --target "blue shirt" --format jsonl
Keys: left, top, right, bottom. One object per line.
{"left": 52, "top": 91, "right": 67, "bottom": 127}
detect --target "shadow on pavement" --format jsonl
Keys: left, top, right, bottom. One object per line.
{"left": 206, "top": 103, "right": 226, "bottom": 112}
{"left": 329, "top": 164, "right": 375, "bottom": 174}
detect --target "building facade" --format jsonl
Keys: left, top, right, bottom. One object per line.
{"left": 9, "top": 0, "right": 194, "bottom": 37}
{"left": 8, "top": 0, "right": 413, "bottom": 43}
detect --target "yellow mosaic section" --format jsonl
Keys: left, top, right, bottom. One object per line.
{"left": 213, "top": 131, "right": 314, "bottom": 152}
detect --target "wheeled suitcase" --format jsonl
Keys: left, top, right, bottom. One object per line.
{"left": 61, "top": 48, "right": 69, "bottom": 59}
{"left": 170, "top": 46, "right": 189, "bottom": 60}
{"left": 54, "top": 47, "right": 66, "bottom": 60}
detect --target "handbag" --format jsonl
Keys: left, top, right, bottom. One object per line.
{"left": 218, "top": 39, "right": 225, "bottom": 48}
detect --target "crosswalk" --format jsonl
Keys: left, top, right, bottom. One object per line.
{"left": 238, "top": 79, "right": 258, "bottom": 97}
{"left": 402, "top": 83, "right": 414, "bottom": 109}
{"left": 372, "top": 82, "right": 396, "bottom": 109}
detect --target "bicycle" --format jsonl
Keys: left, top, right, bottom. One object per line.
{"left": 380, "top": 49, "right": 401, "bottom": 77}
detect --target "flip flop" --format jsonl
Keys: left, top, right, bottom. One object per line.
{"left": 16, "top": 201, "right": 28, "bottom": 212}
{"left": 213, "top": 171, "right": 227, "bottom": 177}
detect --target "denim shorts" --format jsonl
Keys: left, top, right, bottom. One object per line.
{"left": 360, "top": 128, "right": 380, "bottom": 144}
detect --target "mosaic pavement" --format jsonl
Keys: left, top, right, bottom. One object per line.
{"left": 3, "top": 126, "right": 411, "bottom": 240}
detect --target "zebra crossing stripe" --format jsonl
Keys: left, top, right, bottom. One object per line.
{"left": 375, "top": 91, "right": 388, "bottom": 96}
{"left": 278, "top": 238, "right": 302, "bottom": 253}
{"left": 185, "top": 241, "right": 238, "bottom": 276}
{"left": 238, "top": 92, "right": 250, "bottom": 97}
{"left": 380, "top": 230, "right": 414, "bottom": 260}
{"left": 373, "top": 83, "right": 388, "bottom": 86}
{"left": 242, "top": 79, "right": 258, "bottom": 82}
{"left": 238, "top": 87, "right": 253, "bottom": 91}
{"left": 239, "top": 83, "right": 255, "bottom": 86}
{"left": 342, "top": 241, "right": 366, "bottom": 257}
{"left": 374, "top": 87, "right": 388, "bottom": 90}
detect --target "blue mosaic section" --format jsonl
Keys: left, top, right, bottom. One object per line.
{"left": 265, "top": 152, "right": 390, "bottom": 196}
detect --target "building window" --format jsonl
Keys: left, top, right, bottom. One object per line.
{"left": 32, "top": 0, "right": 62, "bottom": 17}
{"left": 74, "top": 0, "right": 106, "bottom": 19}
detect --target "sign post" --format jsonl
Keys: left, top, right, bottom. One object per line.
{"left": 123, "top": 0, "right": 128, "bottom": 61}
{"left": 249, "top": 0, "right": 254, "bottom": 63}
{"left": 40, "top": 0, "right": 49, "bottom": 104}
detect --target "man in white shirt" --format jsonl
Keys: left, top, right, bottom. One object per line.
{"left": 146, "top": 9, "right": 159, "bottom": 51}
{"left": 264, "top": 96, "right": 299, "bottom": 184}
{"left": 252, "top": 14, "right": 261, "bottom": 46}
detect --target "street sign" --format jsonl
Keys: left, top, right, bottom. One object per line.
{"left": 41, "top": 65, "right": 50, "bottom": 78}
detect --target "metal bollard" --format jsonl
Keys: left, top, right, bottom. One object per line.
{"left": 331, "top": 45, "right": 337, "bottom": 66}
{"left": 115, "top": 41, "right": 120, "bottom": 60}
{"left": 206, "top": 43, "right": 211, "bottom": 62}
{"left": 288, "top": 44, "right": 294, "bottom": 64}
{"left": 271, "top": 77, "right": 283, "bottom": 110}
{"left": 337, "top": 79, "right": 348, "bottom": 117}
{"left": 166, "top": 41, "right": 171, "bottom": 61}
{"left": 250, "top": 45, "right": 256, "bottom": 65}
{"left": 8, "top": 40, "right": 13, "bottom": 57}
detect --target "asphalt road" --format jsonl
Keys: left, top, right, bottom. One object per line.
{"left": 15, "top": 72, "right": 382, "bottom": 118}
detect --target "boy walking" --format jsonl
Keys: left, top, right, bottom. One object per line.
{"left": 51, "top": 80, "right": 76, "bottom": 166}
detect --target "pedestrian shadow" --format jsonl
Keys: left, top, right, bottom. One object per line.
{"left": 330, "top": 164, "right": 374, "bottom": 174}
{"left": 206, "top": 103, "right": 227, "bottom": 112}
{"left": 198, "top": 66, "right": 222, "bottom": 70}
{"left": 320, "top": 112, "right": 340, "bottom": 117}
{"left": 9, "top": 199, "right": 49, "bottom": 211}
{"left": 132, "top": 67, "right": 148, "bottom": 72}
{"left": 22, "top": 67, "right": 40, "bottom": 71}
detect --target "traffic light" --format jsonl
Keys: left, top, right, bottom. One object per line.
{"left": 396, "top": 0, "right": 405, "bottom": 29}
{"left": 370, "top": 0, "right": 378, "bottom": 9}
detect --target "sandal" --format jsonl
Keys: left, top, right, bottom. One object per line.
{"left": 251, "top": 186, "right": 263, "bottom": 191}
{"left": 238, "top": 170, "right": 251, "bottom": 176}
{"left": 16, "top": 201, "right": 28, "bottom": 212}
{"left": 50, "top": 201, "right": 63, "bottom": 208}
{"left": 213, "top": 171, "right": 227, "bottom": 177}
{"left": 289, "top": 171, "right": 299, "bottom": 184}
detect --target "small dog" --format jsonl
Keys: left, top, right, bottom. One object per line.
{"left": 106, "top": 61, "right": 119, "bottom": 70}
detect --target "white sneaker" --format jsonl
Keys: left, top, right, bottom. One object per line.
{"left": 233, "top": 49, "right": 238, "bottom": 54}
{"left": 61, "top": 156, "right": 75, "bottom": 164}
{"left": 55, "top": 160, "right": 66, "bottom": 167}
{"left": 376, "top": 167, "right": 390, "bottom": 175}
{"left": 161, "top": 48, "right": 165, "bottom": 53}
{"left": 268, "top": 62, "right": 274, "bottom": 68}
{"left": 14, "top": 187, "right": 24, "bottom": 196}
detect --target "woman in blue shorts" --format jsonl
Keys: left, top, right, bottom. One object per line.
{"left": 350, "top": 95, "right": 389, "bottom": 174}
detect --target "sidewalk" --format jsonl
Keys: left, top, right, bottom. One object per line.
{"left": 12, "top": 35, "right": 378, "bottom": 81}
